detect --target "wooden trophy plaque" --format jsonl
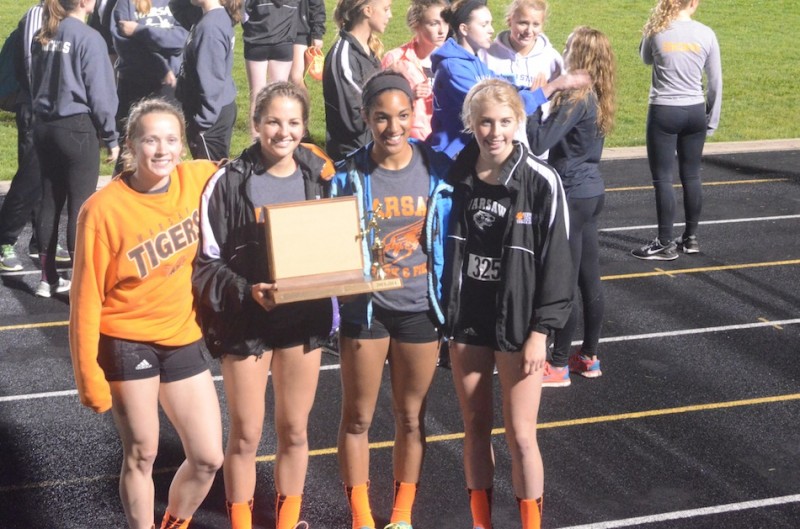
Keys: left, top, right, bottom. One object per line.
{"left": 262, "top": 196, "right": 403, "bottom": 304}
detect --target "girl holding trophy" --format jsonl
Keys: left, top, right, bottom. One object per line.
{"left": 193, "top": 82, "right": 335, "bottom": 529}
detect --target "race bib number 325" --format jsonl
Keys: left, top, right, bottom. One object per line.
{"left": 466, "top": 253, "right": 501, "bottom": 282}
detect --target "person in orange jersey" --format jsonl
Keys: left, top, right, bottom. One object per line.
{"left": 69, "top": 98, "right": 224, "bottom": 529}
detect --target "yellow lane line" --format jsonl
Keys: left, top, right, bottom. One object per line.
{"left": 607, "top": 178, "right": 787, "bottom": 192}
{"left": 0, "top": 321, "right": 68, "bottom": 331}
{"left": 4, "top": 393, "right": 798, "bottom": 492}
{"left": 603, "top": 259, "right": 800, "bottom": 281}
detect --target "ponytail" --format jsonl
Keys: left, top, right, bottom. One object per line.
{"left": 38, "top": 0, "right": 79, "bottom": 45}
{"left": 643, "top": 0, "right": 691, "bottom": 37}
{"left": 221, "top": 0, "right": 244, "bottom": 25}
{"left": 334, "top": 0, "right": 385, "bottom": 58}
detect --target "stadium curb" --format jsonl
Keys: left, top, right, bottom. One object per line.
{"left": 1, "top": 139, "right": 798, "bottom": 195}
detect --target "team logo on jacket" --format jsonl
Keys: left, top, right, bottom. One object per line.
{"left": 515, "top": 211, "right": 534, "bottom": 225}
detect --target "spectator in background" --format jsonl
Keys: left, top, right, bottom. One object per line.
{"left": 30, "top": 0, "right": 119, "bottom": 298}
{"left": 112, "top": 0, "right": 189, "bottom": 173}
{"left": 242, "top": 0, "right": 302, "bottom": 138}
{"left": 176, "top": 0, "right": 242, "bottom": 161}
{"left": 526, "top": 27, "right": 617, "bottom": 387}
{"left": 632, "top": 0, "right": 722, "bottom": 260}
{"left": 0, "top": 1, "right": 69, "bottom": 272}
{"left": 288, "top": 0, "right": 326, "bottom": 87}
{"left": 381, "top": 0, "right": 448, "bottom": 141}
{"left": 323, "top": 0, "right": 392, "bottom": 162}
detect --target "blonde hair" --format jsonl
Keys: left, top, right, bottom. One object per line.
{"left": 643, "top": 0, "right": 692, "bottom": 37}
{"left": 121, "top": 98, "right": 186, "bottom": 173}
{"left": 553, "top": 26, "right": 616, "bottom": 136}
{"left": 334, "top": 0, "right": 386, "bottom": 57}
{"left": 505, "top": 0, "right": 548, "bottom": 27}
{"left": 461, "top": 78, "right": 526, "bottom": 134}
{"left": 222, "top": 0, "right": 244, "bottom": 25}
{"left": 134, "top": 0, "right": 152, "bottom": 16}
{"left": 37, "top": 0, "right": 80, "bottom": 45}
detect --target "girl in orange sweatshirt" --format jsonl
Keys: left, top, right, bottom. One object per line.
{"left": 69, "top": 98, "right": 223, "bottom": 529}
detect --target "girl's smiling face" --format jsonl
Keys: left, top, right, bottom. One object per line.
{"left": 130, "top": 112, "right": 183, "bottom": 186}
{"left": 508, "top": 6, "right": 545, "bottom": 54}
{"left": 256, "top": 96, "right": 305, "bottom": 166}
{"left": 365, "top": 89, "right": 414, "bottom": 160}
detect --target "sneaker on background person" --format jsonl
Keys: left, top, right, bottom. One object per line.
{"left": 568, "top": 351, "right": 602, "bottom": 378}
{"left": 542, "top": 362, "right": 571, "bottom": 388}
{"left": 631, "top": 238, "right": 678, "bottom": 261}
{"left": 29, "top": 243, "right": 71, "bottom": 262}
{"left": 0, "top": 244, "right": 23, "bottom": 271}
{"left": 676, "top": 234, "right": 700, "bottom": 254}
{"left": 34, "top": 277, "right": 71, "bottom": 298}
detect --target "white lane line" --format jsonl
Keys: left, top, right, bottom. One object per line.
{"left": 557, "top": 493, "right": 800, "bottom": 528}
{"left": 2, "top": 319, "right": 798, "bottom": 404}
{"left": 600, "top": 214, "right": 800, "bottom": 233}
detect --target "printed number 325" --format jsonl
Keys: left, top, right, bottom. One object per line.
{"left": 466, "top": 253, "right": 501, "bottom": 282}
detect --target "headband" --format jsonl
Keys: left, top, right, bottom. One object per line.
{"left": 361, "top": 74, "right": 414, "bottom": 108}
{"left": 449, "top": 0, "right": 487, "bottom": 29}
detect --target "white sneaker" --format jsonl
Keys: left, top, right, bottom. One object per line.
{"left": 35, "top": 278, "right": 71, "bottom": 298}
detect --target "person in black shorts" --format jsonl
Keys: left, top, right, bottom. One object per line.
{"left": 331, "top": 71, "right": 453, "bottom": 529}
{"left": 242, "top": 0, "right": 302, "bottom": 137}
{"left": 289, "top": 0, "right": 326, "bottom": 86}
{"left": 69, "top": 98, "right": 223, "bottom": 529}
{"left": 192, "top": 82, "right": 336, "bottom": 529}
{"left": 442, "top": 78, "right": 573, "bottom": 529}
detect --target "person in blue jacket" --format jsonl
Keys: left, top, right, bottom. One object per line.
{"left": 429, "top": 0, "right": 589, "bottom": 159}
{"left": 331, "top": 70, "right": 453, "bottom": 529}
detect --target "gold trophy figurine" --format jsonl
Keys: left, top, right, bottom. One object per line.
{"left": 361, "top": 204, "right": 388, "bottom": 280}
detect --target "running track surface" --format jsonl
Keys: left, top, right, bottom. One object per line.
{"left": 0, "top": 144, "right": 798, "bottom": 528}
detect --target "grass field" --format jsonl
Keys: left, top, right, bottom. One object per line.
{"left": 0, "top": 0, "right": 798, "bottom": 180}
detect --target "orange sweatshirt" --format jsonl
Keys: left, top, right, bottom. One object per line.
{"left": 69, "top": 160, "right": 218, "bottom": 413}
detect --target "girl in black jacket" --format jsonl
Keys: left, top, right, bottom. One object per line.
{"left": 192, "top": 82, "right": 335, "bottom": 529}
{"left": 443, "top": 78, "right": 572, "bottom": 529}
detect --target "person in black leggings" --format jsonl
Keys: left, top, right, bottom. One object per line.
{"left": 30, "top": 0, "right": 119, "bottom": 298}
{"left": 632, "top": 0, "right": 722, "bottom": 260}
{"left": 526, "top": 26, "right": 616, "bottom": 386}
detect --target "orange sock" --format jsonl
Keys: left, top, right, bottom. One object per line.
{"left": 160, "top": 512, "right": 191, "bottom": 529}
{"left": 276, "top": 494, "right": 302, "bottom": 529}
{"left": 519, "top": 497, "right": 543, "bottom": 529}
{"left": 346, "top": 482, "right": 375, "bottom": 529}
{"left": 389, "top": 481, "right": 417, "bottom": 524}
{"left": 468, "top": 488, "right": 492, "bottom": 529}
{"left": 226, "top": 499, "right": 254, "bottom": 529}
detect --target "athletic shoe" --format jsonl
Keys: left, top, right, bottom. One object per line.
{"left": 631, "top": 238, "right": 678, "bottom": 261}
{"left": 568, "top": 351, "right": 602, "bottom": 378}
{"left": 676, "top": 235, "right": 700, "bottom": 254}
{"left": 0, "top": 244, "right": 23, "bottom": 271}
{"left": 29, "top": 244, "right": 71, "bottom": 262}
{"left": 384, "top": 523, "right": 413, "bottom": 529}
{"left": 35, "top": 277, "right": 71, "bottom": 298}
{"left": 293, "top": 522, "right": 310, "bottom": 529}
{"left": 541, "top": 362, "right": 571, "bottom": 387}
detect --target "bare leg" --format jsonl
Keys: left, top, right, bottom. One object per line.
{"left": 337, "top": 336, "right": 390, "bottom": 485}
{"left": 110, "top": 377, "right": 161, "bottom": 529}
{"left": 158, "top": 370, "right": 224, "bottom": 518}
{"left": 271, "top": 345, "right": 322, "bottom": 495}
{"left": 220, "top": 352, "right": 273, "bottom": 502}
{"left": 449, "top": 342, "right": 496, "bottom": 489}
{"left": 387, "top": 339, "right": 440, "bottom": 482}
